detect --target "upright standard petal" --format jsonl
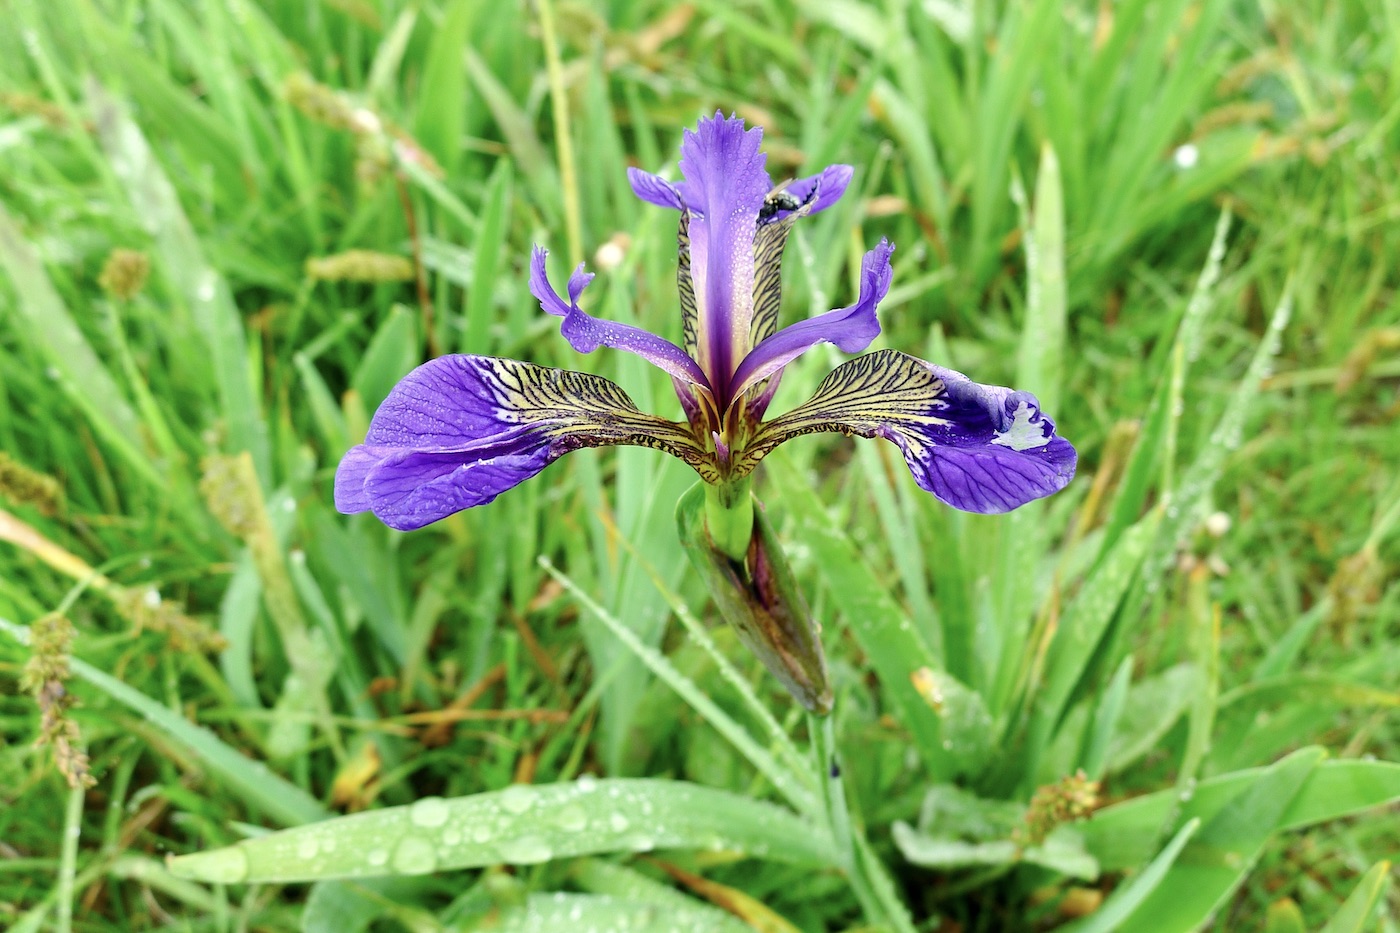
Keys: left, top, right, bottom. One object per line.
{"left": 335, "top": 355, "right": 715, "bottom": 530}
{"left": 628, "top": 116, "right": 856, "bottom": 401}
{"left": 764, "top": 164, "right": 854, "bottom": 224}
{"left": 737, "top": 350, "right": 1076, "bottom": 513}
{"left": 728, "top": 239, "right": 895, "bottom": 403}
{"left": 528, "top": 246, "right": 710, "bottom": 391}
{"left": 673, "top": 113, "right": 772, "bottom": 387}
{"left": 626, "top": 167, "right": 685, "bottom": 211}
{"left": 748, "top": 166, "right": 853, "bottom": 350}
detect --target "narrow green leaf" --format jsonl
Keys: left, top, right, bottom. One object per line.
{"left": 1100, "top": 207, "right": 1230, "bottom": 557}
{"left": 1017, "top": 142, "right": 1067, "bottom": 413}
{"left": 366, "top": 8, "right": 418, "bottom": 101}
{"left": 1080, "top": 655, "right": 1133, "bottom": 781}
{"left": 462, "top": 160, "right": 513, "bottom": 353}
{"left": 1034, "top": 510, "right": 1160, "bottom": 741}
{"left": 1082, "top": 752, "right": 1400, "bottom": 873}
{"left": 494, "top": 893, "right": 748, "bottom": 933}
{"left": 414, "top": 0, "right": 476, "bottom": 172}
{"left": 89, "top": 82, "right": 271, "bottom": 485}
{"left": 1114, "top": 747, "right": 1322, "bottom": 932}
{"left": 540, "top": 556, "right": 817, "bottom": 816}
{"left": 1058, "top": 818, "right": 1200, "bottom": 933}
{"left": 169, "top": 779, "right": 833, "bottom": 883}
{"left": 1319, "top": 861, "right": 1392, "bottom": 933}
{"left": 0, "top": 206, "right": 160, "bottom": 491}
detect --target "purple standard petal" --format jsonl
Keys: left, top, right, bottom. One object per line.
{"left": 674, "top": 113, "right": 772, "bottom": 387}
{"left": 528, "top": 246, "right": 710, "bottom": 390}
{"left": 335, "top": 355, "right": 715, "bottom": 530}
{"left": 728, "top": 239, "right": 894, "bottom": 404}
{"left": 626, "top": 167, "right": 685, "bottom": 211}
{"left": 766, "top": 164, "right": 854, "bottom": 222}
{"left": 738, "top": 349, "right": 1077, "bottom": 513}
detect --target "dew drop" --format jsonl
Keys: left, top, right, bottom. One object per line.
{"left": 391, "top": 836, "right": 438, "bottom": 874}
{"left": 576, "top": 774, "right": 598, "bottom": 793}
{"left": 554, "top": 803, "right": 588, "bottom": 833}
{"left": 409, "top": 797, "right": 450, "bottom": 828}
{"left": 500, "top": 784, "right": 535, "bottom": 814}
{"left": 498, "top": 834, "right": 552, "bottom": 864}
{"left": 366, "top": 847, "right": 389, "bottom": 868}
{"left": 470, "top": 823, "right": 492, "bottom": 844}
{"left": 174, "top": 845, "right": 249, "bottom": 884}
{"left": 608, "top": 812, "right": 630, "bottom": 833}
{"left": 628, "top": 834, "right": 655, "bottom": 853}
{"left": 295, "top": 836, "right": 319, "bottom": 860}
{"left": 442, "top": 827, "right": 462, "bottom": 846}
{"left": 195, "top": 273, "right": 217, "bottom": 302}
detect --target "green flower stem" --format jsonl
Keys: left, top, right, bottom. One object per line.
{"left": 810, "top": 711, "right": 918, "bottom": 933}
{"left": 57, "top": 777, "right": 84, "bottom": 933}
{"left": 704, "top": 478, "right": 754, "bottom": 562}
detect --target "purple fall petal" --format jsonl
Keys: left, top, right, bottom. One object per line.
{"left": 890, "top": 371, "right": 1078, "bottom": 513}
{"left": 528, "top": 246, "right": 710, "bottom": 390}
{"left": 728, "top": 239, "right": 894, "bottom": 402}
{"left": 334, "top": 355, "right": 715, "bottom": 530}
{"left": 743, "top": 349, "right": 1076, "bottom": 514}
{"left": 361, "top": 446, "right": 553, "bottom": 531}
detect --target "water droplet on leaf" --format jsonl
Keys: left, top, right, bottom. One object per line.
{"left": 554, "top": 803, "right": 588, "bottom": 832}
{"left": 498, "top": 834, "right": 552, "bottom": 864}
{"left": 409, "top": 797, "right": 450, "bottom": 828}
{"left": 173, "top": 845, "right": 249, "bottom": 884}
{"left": 391, "top": 836, "right": 437, "bottom": 874}
{"left": 500, "top": 785, "right": 535, "bottom": 814}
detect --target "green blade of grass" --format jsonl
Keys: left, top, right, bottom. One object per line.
{"left": 0, "top": 205, "right": 161, "bottom": 491}
{"left": 413, "top": 0, "right": 476, "bottom": 174}
{"left": 1318, "top": 860, "right": 1392, "bottom": 933}
{"left": 1113, "top": 747, "right": 1323, "bottom": 932}
{"left": 89, "top": 82, "right": 272, "bottom": 486}
{"left": 540, "top": 556, "right": 817, "bottom": 816}
{"left": 1082, "top": 754, "right": 1400, "bottom": 872}
{"left": 1058, "top": 818, "right": 1200, "bottom": 933}
{"left": 493, "top": 893, "right": 749, "bottom": 933}
{"left": 169, "top": 778, "right": 834, "bottom": 883}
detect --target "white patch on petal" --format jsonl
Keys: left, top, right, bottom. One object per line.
{"left": 990, "top": 400, "right": 1050, "bottom": 451}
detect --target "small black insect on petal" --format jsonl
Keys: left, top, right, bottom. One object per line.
{"left": 757, "top": 191, "right": 804, "bottom": 223}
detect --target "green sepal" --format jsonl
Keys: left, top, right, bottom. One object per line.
{"left": 677, "top": 483, "right": 833, "bottom": 714}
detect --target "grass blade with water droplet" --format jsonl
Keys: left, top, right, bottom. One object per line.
{"left": 167, "top": 778, "right": 835, "bottom": 883}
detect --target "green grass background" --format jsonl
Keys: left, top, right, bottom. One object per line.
{"left": 1, "top": 0, "right": 1398, "bottom": 930}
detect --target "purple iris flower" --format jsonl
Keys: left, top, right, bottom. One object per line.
{"left": 335, "top": 113, "right": 1076, "bottom": 532}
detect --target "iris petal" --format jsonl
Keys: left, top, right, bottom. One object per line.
{"left": 767, "top": 164, "right": 854, "bottom": 223}
{"left": 728, "top": 239, "right": 894, "bottom": 402}
{"left": 738, "top": 349, "right": 1077, "bottom": 513}
{"left": 335, "top": 355, "right": 715, "bottom": 530}
{"left": 528, "top": 246, "right": 710, "bottom": 390}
